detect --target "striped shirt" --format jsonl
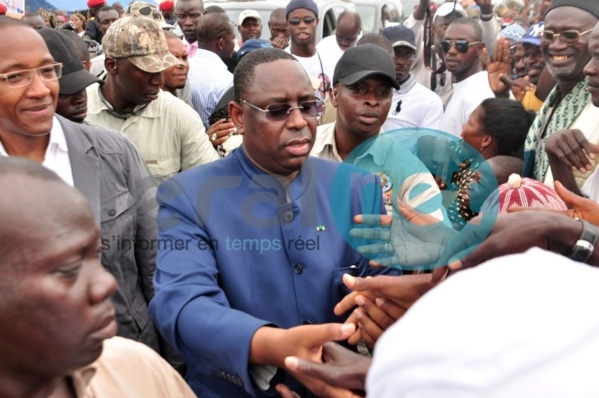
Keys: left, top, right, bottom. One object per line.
{"left": 188, "top": 49, "right": 233, "bottom": 129}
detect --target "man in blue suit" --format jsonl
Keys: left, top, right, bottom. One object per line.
{"left": 149, "top": 48, "right": 388, "bottom": 397}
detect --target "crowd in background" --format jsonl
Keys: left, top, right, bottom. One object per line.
{"left": 2, "top": 0, "right": 599, "bottom": 396}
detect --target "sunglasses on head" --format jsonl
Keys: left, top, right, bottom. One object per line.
{"left": 288, "top": 16, "right": 316, "bottom": 26}
{"left": 239, "top": 99, "right": 325, "bottom": 121}
{"left": 440, "top": 40, "right": 481, "bottom": 53}
{"left": 541, "top": 28, "right": 593, "bottom": 45}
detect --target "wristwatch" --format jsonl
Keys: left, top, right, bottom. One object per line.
{"left": 480, "top": 11, "right": 495, "bottom": 22}
{"left": 569, "top": 220, "right": 599, "bottom": 263}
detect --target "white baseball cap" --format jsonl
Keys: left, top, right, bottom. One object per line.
{"left": 238, "top": 9, "right": 261, "bottom": 26}
{"left": 433, "top": 2, "right": 468, "bottom": 22}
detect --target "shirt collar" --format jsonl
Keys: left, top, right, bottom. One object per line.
{"left": 396, "top": 74, "right": 417, "bottom": 95}
{"left": 191, "top": 49, "right": 228, "bottom": 69}
{"left": 68, "top": 365, "right": 97, "bottom": 397}
{"left": 313, "top": 123, "right": 343, "bottom": 162}
{"left": 50, "top": 116, "right": 68, "bottom": 153}
{"left": 0, "top": 116, "right": 66, "bottom": 156}
{"left": 89, "top": 83, "right": 160, "bottom": 119}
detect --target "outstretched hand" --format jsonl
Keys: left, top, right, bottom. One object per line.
{"left": 280, "top": 343, "right": 371, "bottom": 396}
{"left": 350, "top": 201, "right": 456, "bottom": 271}
{"left": 447, "top": 211, "right": 582, "bottom": 272}
{"left": 335, "top": 273, "right": 438, "bottom": 347}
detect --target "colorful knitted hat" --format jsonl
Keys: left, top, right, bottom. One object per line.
{"left": 482, "top": 174, "right": 567, "bottom": 214}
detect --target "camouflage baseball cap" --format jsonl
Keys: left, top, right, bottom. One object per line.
{"left": 102, "top": 16, "right": 182, "bottom": 73}
{"left": 126, "top": 2, "right": 174, "bottom": 30}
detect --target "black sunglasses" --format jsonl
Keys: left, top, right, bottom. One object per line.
{"left": 440, "top": 40, "right": 481, "bottom": 53}
{"left": 288, "top": 16, "right": 316, "bottom": 26}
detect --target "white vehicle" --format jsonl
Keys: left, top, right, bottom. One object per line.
{"left": 353, "top": 0, "right": 403, "bottom": 33}
{"left": 204, "top": 0, "right": 355, "bottom": 43}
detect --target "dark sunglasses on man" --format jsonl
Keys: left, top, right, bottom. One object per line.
{"left": 288, "top": 16, "right": 316, "bottom": 26}
{"left": 440, "top": 40, "right": 481, "bottom": 53}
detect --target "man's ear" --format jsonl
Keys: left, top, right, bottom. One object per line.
{"left": 104, "top": 57, "right": 118, "bottom": 75}
{"left": 229, "top": 101, "right": 244, "bottom": 134}
{"left": 82, "top": 60, "right": 92, "bottom": 72}
{"left": 330, "top": 86, "right": 339, "bottom": 108}
{"left": 481, "top": 134, "right": 493, "bottom": 149}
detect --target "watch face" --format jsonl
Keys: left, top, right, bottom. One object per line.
{"left": 571, "top": 240, "right": 595, "bottom": 262}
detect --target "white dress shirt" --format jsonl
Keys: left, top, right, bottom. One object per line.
{"left": 0, "top": 116, "right": 74, "bottom": 186}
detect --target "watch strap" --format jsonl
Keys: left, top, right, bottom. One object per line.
{"left": 569, "top": 220, "right": 599, "bottom": 263}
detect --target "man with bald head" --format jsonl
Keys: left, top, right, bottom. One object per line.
{"left": 0, "top": 157, "right": 194, "bottom": 397}
{"left": 316, "top": 10, "right": 362, "bottom": 73}
{"left": 268, "top": 7, "right": 289, "bottom": 49}
{"left": 188, "top": 12, "right": 234, "bottom": 128}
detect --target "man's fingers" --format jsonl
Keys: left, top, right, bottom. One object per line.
{"left": 431, "top": 265, "right": 449, "bottom": 283}
{"left": 563, "top": 131, "right": 593, "bottom": 171}
{"left": 397, "top": 201, "right": 440, "bottom": 226}
{"left": 298, "top": 323, "right": 356, "bottom": 348}
{"left": 554, "top": 181, "right": 583, "bottom": 207}
{"left": 356, "top": 241, "right": 394, "bottom": 255}
{"left": 355, "top": 295, "right": 396, "bottom": 331}
{"left": 481, "top": 47, "right": 490, "bottom": 69}
{"left": 353, "top": 214, "right": 393, "bottom": 226}
{"left": 351, "top": 228, "right": 391, "bottom": 240}
{"left": 499, "top": 74, "right": 514, "bottom": 88}
{"left": 334, "top": 291, "right": 361, "bottom": 316}
{"left": 276, "top": 384, "right": 301, "bottom": 398}
{"left": 347, "top": 326, "right": 363, "bottom": 346}
{"left": 374, "top": 296, "right": 408, "bottom": 322}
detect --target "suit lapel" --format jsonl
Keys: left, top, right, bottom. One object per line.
{"left": 59, "top": 116, "right": 102, "bottom": 226}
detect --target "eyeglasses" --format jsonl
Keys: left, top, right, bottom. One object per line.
{"left": 239, "top": 98, "right": 325, "bottom": 121}
{"left": 394, "top": 51, "right": 416, "bottom": 61}
{"left": 175, "top": 12, "right": 204, "bottom": 20}
{"left": 0, "top": 63, "right": 63, "bottom": 88}
{"left": 440, "top": 40, "right": 481, "bottom": 53}
{"left": 288, "top": 17, "right": 316, "bottom": 26}
{"left": 541, "top": 28, "right": 594, "bottom": 45}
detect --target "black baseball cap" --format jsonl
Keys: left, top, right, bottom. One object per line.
{"left": 333, "top": 44, "right": 399, "bottom": 89}
{"left": 37, "top": 28, "right": 103, "bottom": 95}
{"left": 382, "top": 25, "right": 417, "bottom": 51}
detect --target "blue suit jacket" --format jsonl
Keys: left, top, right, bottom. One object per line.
{"left": 149, "top": 147, "right": 385, "bottom": 397}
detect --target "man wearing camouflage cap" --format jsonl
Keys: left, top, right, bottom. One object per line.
{"left": 86, "top": 16, "right": 219, "bottom": 182}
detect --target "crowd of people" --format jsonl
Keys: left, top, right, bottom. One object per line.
{"left": 1, "top": 0, "right": 599, "bottom": 396}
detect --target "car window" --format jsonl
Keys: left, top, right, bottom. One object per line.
{"left": 356, "top": 5, "right": 377, "bottom": 33}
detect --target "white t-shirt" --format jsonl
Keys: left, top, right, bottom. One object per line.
{"left": 383, "top": 74, "right": 444, "bottom": 132}
{"left": 441, "top": 71, "right": 494, "bottom": 137}
{"left": 285, "top": 47, "right": 333, "bottom": 98}
{"left": 315, "top": 35, "right": 359, "bottom": 76}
